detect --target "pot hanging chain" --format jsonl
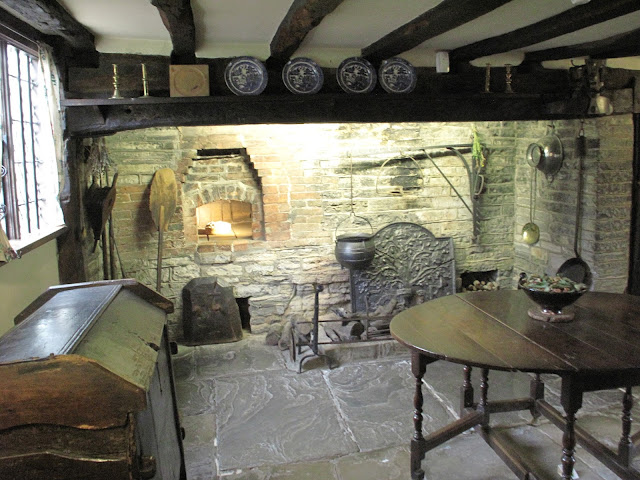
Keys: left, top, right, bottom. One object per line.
{"left": 349, "top": 152, "right": 355, "bottom": 216}
{"left": 530, "top": 167, "right": 536, "bottom": 224}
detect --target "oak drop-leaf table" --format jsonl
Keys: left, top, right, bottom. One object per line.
{"left": 390, "top": 290, "right": 640, "bottom": 480}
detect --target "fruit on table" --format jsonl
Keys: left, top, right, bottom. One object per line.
{"left": 521, "top": 274, "right": 587, "bottom": 293}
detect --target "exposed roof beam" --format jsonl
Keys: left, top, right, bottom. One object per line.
{"left": 150, "top": 0, "right": 196, "bottom": 64}
{"left": 0, "top": 0, "right": 95, "bottom": 52}
{"left": 361, "top": 0, "right": 512, "bottom": 64}
{"left": 0, "top": 6, "right": 46, "bottom": 50}
{"left": 449, "top": 0, "right": 640, "bottom": 65}
{"left": 524, "top": 27, "right": 640, "bottom": 63}
{"left": 267, "top": 0, "right": 346, "bottom": 68}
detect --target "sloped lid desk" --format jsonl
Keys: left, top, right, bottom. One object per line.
{"left": 0, "top": 279, "right": 186, "bottom": 480}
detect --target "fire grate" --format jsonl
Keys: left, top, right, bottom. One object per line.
{"left": 290, "top": 222, "right": 455, "bottom": 371}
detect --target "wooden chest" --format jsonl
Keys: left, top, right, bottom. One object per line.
{"left": 0, "top": 279, "right": 186, "bottom": 480}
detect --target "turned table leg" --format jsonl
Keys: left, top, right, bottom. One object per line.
{"left": 619, "top": 387, "right": 633, "bottom": 466}
{"left": 560, "top": 376, "right": 584, "bottom": 480}
{"left": 411, "top": 351, "right": 428, "bottom": 480}
{"left": 529, "top": 374, "right": 545, "bottom": 421}
{"left": 460, "top": 365, "right": 474, "bottom": 413}
{"left": 479, "top": 368, "right": 490, "bottom": 427}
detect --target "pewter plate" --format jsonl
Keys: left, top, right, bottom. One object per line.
{"left": 378, "top": 57, "right": 416, "bottom": 94}
{"left": 336, "top": 57, "right": 376, "bottom": 94}
{"left": 224, "top": 57, "right": 268, "bottom": 96}
{"left": 282, "top": 57, "right": 324, "bottom": 95}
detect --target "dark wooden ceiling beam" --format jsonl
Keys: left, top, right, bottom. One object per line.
{"left": 449, "top": 0, "right": 640, "bottom": 65}
{"left": 524, "top": 27, "right": 640, "bottom": 64}
{"left": 361, "top": 0, "right": 512, "bottom": 64}
{"left": 267, "top": 0, "right": 346, "bottom": 68}
{"left": 63, "top": 93, "right": 587, "bottom": 137}
{"left": 150, "top": 0, "right": 196, "bottom": 64}
{"left": 0, "top": 0, "right": 95, "bottom": 52}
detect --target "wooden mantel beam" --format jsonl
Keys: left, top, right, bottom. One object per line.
{"left": 150, "top": 0, "right": 196, "bottom": 64}
{"left": 62, "top": 92, "right": 589, "bottom": 138}
{"left": 267, "top": 0, "right": 346, "bottom": 68}
{"left": 361, "top": 0, "right": 512, "bottom": 64}
{"left": 0, "top": 0, "right": 95, "bottom": 52}
{"left": 450, "top": 0, "right": 640, "bottom": 65}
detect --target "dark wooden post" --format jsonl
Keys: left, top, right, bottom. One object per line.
{"left": 411, "top": 350, "right": 427, "bottom": 480}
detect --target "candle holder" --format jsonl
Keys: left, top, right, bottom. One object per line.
{"left": 505, "top": 64, "right": 514, "bottom": 93}
{"left": 110, "top": 63, "right": 122, "bottom": 99}
{"left": 484, "top": 64, "right": 491, "bottom": 93}
{"left": 140, "top": 63, "right": 151, "bottom": 98}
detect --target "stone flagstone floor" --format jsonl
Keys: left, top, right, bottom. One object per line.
{"left": 173, "top": 333, "right": 640, "bottom": 480}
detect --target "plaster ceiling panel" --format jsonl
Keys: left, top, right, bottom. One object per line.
{"left": 414, "top": 0, "right": 575, "bottom": 51}
{"left": 56, "top": 0, "right": 171, "bottom": 54}
{"left": 193, "top": 0, "right": 293, "bottom": 59}
{"left": 400, "top": 0, "right": 581, "bottom": 66}
{"left": 294, "top": 0, "right": 443, "bottom": 67}
{"left": 56, "top": 0, "right": 167, "bottom": 41}
{"left": 300, "top": 0, "right": 443, "bottom": 49}
{"left": 524, "top": 11, "right": 640, "bottom": 52}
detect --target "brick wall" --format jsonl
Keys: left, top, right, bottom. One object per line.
{"left": 79, "top": 118, "right": 632, "bottom": 340}
{"left": 513, "top": 117, "right": 632, "bottom": 292}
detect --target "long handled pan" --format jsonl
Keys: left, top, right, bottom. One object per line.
{"left": 557, "top": 125, "right": 592, "bottom": 287}
{"left": 150, "top": 168, "right": 177, "bottom": 292}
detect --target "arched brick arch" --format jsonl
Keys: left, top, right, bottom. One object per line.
{"left": 181, "top": 153, "right": 265, "bottom": 241}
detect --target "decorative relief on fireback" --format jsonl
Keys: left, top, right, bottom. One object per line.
{"left": 350, "top": 222, "right": 455, "bottom": 313}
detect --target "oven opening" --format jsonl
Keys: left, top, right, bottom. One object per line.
{"left": 197, "top": 200, "right": 253, "bottom": 240}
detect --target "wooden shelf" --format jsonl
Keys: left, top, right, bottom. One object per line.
{"left": 61, "top": 91, "right": 546, "bottom": 107}
{"left": 61, "top": 92, "right": 584, "bottom": 137}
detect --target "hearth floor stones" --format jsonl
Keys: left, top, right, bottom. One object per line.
{"left": 173, "top": 333, "right": 640, "bottom": 480}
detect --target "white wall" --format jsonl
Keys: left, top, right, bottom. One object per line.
{"left": 0, "top": 240, "right": 60, "bottom": 335}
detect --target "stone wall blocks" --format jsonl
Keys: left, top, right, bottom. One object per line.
{"left": 88, "top": 118, "right": 630, "bottom": 334}
{"left": 196, "top": 251, "right": 233, "bottom": 265}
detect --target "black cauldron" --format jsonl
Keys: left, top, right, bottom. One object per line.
{"left": 335, "top": 233, "right": 375, "bottom": 270}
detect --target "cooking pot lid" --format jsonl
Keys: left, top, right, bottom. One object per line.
{"left": 526, "top": 143, "right": 542, "bottom": 167}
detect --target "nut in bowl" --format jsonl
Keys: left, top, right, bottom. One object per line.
{"left": 518, "top": 273, "right": 587, "bottom": 322}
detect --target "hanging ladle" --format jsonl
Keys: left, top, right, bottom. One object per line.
{"left": 522, "top": 167, "right": 540, "bottom": 245}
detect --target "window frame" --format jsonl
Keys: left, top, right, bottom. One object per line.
{"left": 0, "top": 33, "right": 65, "bottom": 253}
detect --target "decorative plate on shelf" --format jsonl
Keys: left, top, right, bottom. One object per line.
{"left": 378, "top": 57, "right": 416, "bottom": 94}
{"left": 169, "top": 65, "right": 210, "bottom": 97}
{"left": 282, "top": 57, "right": 324, "bottom": 94}
{"left": 224, "top": 57, "right": 268, "bottom": 96}
{"left": 336, "top": 57, "right": 376, "bottom": 94}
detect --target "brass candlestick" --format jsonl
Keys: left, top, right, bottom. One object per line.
{"left": 110, "top": 63, "right": 122, "bottom": 99}
{"left": 505, "top": 64, "right": 514, "bottom": 93}
{"left": 484, "top": 64, "right": 491, "bottom": 93}
{"left": 140, "top": 63, "right": 151, "bottom": 98}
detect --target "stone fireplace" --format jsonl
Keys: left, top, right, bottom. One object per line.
{"left": 83, "top": 119, "right": 632, "bottom": 341}
{"left": 183, "top": 148, "right": 264, "bottom": 243}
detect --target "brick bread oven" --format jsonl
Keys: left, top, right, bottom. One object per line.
{"left": 77, "top": 119, "right": 632, "bottom": 341}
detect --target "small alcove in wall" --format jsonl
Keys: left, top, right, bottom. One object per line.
{"left": 197, "top": 200, "right": 253, "bottom": 239}
{"left": 183, "top": 148, "right": 265, "bottom": 244}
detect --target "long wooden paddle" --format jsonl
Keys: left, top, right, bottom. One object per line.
{"left": 149, "top": 168, "right": 177, "bottom": 292}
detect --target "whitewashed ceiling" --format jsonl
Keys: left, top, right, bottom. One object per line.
{"left": 54, "top": 0, "right": 640, "bottom": 69}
